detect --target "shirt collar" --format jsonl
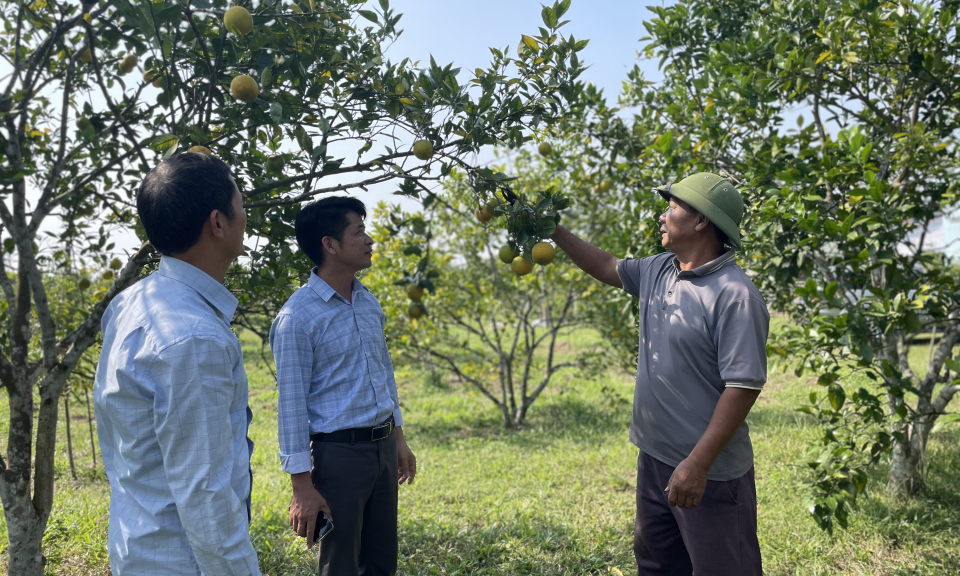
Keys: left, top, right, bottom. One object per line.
{"left": 673, "top": 248, "right": 737, "bottom": 279}
{"left": 306, "top": 270, "right": 368, "bottom": 303}
{"left": 156, "top": 256, "right": 238, "bottom": 321}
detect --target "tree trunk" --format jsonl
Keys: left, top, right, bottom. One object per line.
{"left": 888, "top": 421, "right": 927, "bottom": 496}
{"left": 2, "top": 492, "right": 45, "bottom": 576}
{"left": 64, "top": 393, "right": 77, "bottom": 480}
{"left": 1, "top": 382, "right": 46, "bottom": 576}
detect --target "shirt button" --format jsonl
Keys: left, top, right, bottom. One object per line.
{"left": 668, "top": 291, "right": 673, "bottom": 296}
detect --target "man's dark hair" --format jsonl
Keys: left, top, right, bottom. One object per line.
{"left": 295, "top": 196, "right": 367, "bottom": 266}
{"left": 136, "top": 152, "right": 237, "bottom": 255}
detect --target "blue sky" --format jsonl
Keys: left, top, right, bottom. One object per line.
{"left": 386, "top": 0, "right": 663, "bottom": 101}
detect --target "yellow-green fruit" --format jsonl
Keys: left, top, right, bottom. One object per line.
{"left": 102, "top": 270, "right": 114, "bottom": 281}
{"left": 110, "top": 258, "right": 123, "bottom": 270}
{"left": 230, "top": 74, "right": 259, "bottom": 103}
{"left": 224, "top": 6, "right": 254, "bottom": 36}
{"left": 498, "top": 244, "right": 518, "bottom": 264}
{"left": 187, "top": 145, "right": 212, "bottom": 155}
{"left": 78, "top": 277, "right": 92, "bottom": 291}
{"left": 266, "top": 155, "right": 285, "bottom": 172}
{"left": 512, "top": 256, "right": 534, "bottom": 276}
{"left": 407, "top": 302, "right": 424, "bottom": 319}
{"left": 485, "top": 198, "right": 503, "bottom": 216}
{"left": 76, "top": 117, "right": 91, "bottom": 131}
{"left": 118, "top": 54, "right": 137, "bottom": 75}
{"left": 531, "top": 242, "right": 555, "bottom": 265}
{"left": 538, "top": 142, "right": 552, "bottom": 156}
{"left": 413, "top": 139, "right": 434, "bottom": 160}
{"left": 143, "top": 69, "right": 163, "bottom": 87}
{"left": 475, "top": 207, "right": 493, "bottom": 223}
{"left": 599, "top": 179, "right": 613, "bottom": 193}
{"left": 79, "top": 48, "right": 93, "bottom": 63}
{"left": 406, "top": 284, "right": 424, "bottom": 302}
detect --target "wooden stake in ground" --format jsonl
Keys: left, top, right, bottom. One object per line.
{"left": 84, "top": 388, "right": 96, "bottom": 473}
{"left": 63, "top": 394, "right": 76, "bottom": 481}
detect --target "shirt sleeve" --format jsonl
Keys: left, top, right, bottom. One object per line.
{"left": 617, "top": 257, "right": 655, "bottom": 297}
{"left": 715, "top": 298, "right": 770, "bottom": 390}
{"left": 269, "top": 313, "right": 315, "bottom": 475}
{"left": 152, "top": 338, "right": 261, "bottom": 576}
{"left": 380, "top": 310, "right": 404, "bottom": 427}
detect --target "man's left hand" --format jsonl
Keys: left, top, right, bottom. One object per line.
{"left": 395, "top": 427, "right": 417, "bottom": 485}
{"left": 665, "top": 457, "right": 708, "bottom": 509}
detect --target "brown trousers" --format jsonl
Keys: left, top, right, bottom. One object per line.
{"left": 310, "top": 433, "right": 398, "bottom": 576}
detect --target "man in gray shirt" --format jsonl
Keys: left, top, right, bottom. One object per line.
{"left": 551, "top": 172, "right": 768, "bottom": 576}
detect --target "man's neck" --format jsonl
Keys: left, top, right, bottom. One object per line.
{"left": 169, "top": 250, "right": 230, "bottom": 284}
{"left": 316, "top": 263, "right": 357, "bottom": 302}
{"left": 672, "top": 242, "right": 726, "bottom": 272}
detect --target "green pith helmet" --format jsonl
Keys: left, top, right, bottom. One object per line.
{"left": 656, "top": 172, "right": 744, "bottom": 248}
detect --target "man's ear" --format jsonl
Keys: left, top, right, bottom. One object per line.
{"left": 209, "top": 209, "right": 225, "bottom": 239}
{"left": 695, "top": 214, "right": 711, "bottom": 232}
{"left": 321, "top": 236, "right": 338, "bottom": 255}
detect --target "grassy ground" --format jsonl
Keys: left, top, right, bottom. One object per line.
{"left": 1, "top": 329, "right": 959, "bottom": 575}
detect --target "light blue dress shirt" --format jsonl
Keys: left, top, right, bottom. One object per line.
{"left": 269, "top": 272, "right": 403, "bottom": 475}
{"left": 94, "top": 257, "right": 260, "bottom": 576}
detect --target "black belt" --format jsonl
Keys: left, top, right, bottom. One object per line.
{"left": 311, "top": 416, "right": 395, "bottom": 443}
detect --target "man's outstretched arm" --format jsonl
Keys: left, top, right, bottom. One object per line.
{"left": 551, "top": 225, "right": 622, "bottom": 288}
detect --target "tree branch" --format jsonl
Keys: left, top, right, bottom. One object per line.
{"left": 921, "top": 317, "right": 959, "bottom": 398}
{"left": 416, "top": 344, "right": 501, "bottom": 407}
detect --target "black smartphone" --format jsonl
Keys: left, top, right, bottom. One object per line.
{"left": 313, "top": 513, "right": 334, "bottom": 544}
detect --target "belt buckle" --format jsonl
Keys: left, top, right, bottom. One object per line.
{"left": 371, "top": 420, "right": 392, "bottom": 441}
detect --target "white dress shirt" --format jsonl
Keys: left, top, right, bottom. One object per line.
{"left": 94, "top": 257, "right": 260, "bottom": 575}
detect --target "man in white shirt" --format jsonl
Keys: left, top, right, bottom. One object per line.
{"left": 94, "top": 152, "right": 261, "bottom": 575}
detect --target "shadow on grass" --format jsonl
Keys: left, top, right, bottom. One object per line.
{"left": 398, "top": 516, "right": 629, "bottom": 576}
{"left": 858, "top": 429, "right": 960, "bottom": 548}
{"left": 250, "top": 508, "right": 630, "bottom": 576}
{"left": 411, "top": 394, "right": 632, "bottom": 450}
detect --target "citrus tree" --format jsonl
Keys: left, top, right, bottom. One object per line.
{"left": 563, "top": 0, "right": 960, "bottom": 532}
{"left": 0, "top": 0, "right": 587, "bottom": 572}
{"left": 363, "top": 156, "right": 599, "bottom": 428}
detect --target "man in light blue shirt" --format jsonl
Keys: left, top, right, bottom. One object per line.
{"left": 270, "top": 196, "right": 416, "bottom": 576}
{"left": 94, "top": 152, "right": 260, "bottom": 575}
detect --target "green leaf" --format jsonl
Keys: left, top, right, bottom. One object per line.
{"left": 270, "top": 102, "right": 283, "bottom": 124}
{"left": 824, "top": 281, "right": 838, "bottom": 300}
{"left": 904, "top": 310, "right": 922, "bottom": 333}
{"left": 358, "top": 10, "right": 379, "bottom": 23}
{"left": 931, "top": 413, "right": 960, "bottom": 434}
{"left": 150, "top": 134, "right": 179, "bottom": 153}
{"left": 828, "top": 383, "right": 846, "bottom": 411}
{"left": 521, "top": 35, "right": 539, "bottom": 50}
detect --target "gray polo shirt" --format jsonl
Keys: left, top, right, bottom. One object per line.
{"left": 617, "top": 249, "right": 769, "bottom": 481}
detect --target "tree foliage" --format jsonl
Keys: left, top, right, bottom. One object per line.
{"left": 0, "top": 0, "right": 585, "bottom": 572}
{"left": 365, "top": 156, "right": 596, "bottom": 428}
{"left": 562, "top": 0, "right": 960, "bottom": 532}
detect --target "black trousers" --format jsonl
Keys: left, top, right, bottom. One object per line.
{"left": 634, "top": 452, "right": 762, "bottom": 576}
{"left": 310, "top": 432, "right": 398, "bottom": 576}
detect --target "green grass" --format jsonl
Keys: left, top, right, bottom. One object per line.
{"left": 1, "top": 328, "right": 959, "bottom": 575}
